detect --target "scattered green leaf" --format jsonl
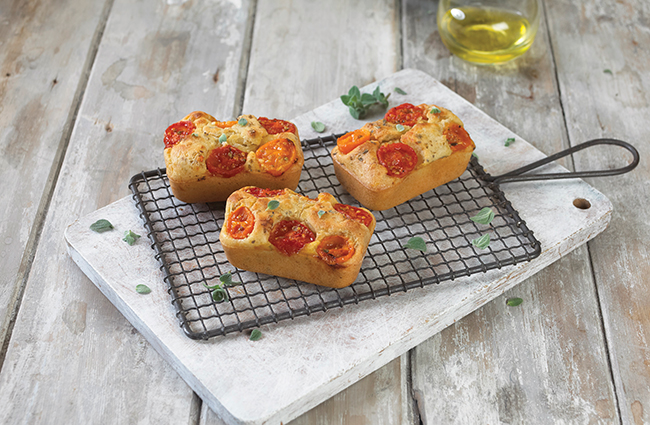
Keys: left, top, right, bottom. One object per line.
{"left": 396, "top": 124, "right": 405, "bottom": 132}
{"left": 122, "top": 230, "right": 141, "bottom": 246}
{"left": 470, "top": 207, "right": 495, "bottom": 225}
{"left": 136, "top": 284, "right": 151, "bottom": 294}
{"left": 250, "top": 329, "right": 262, "bottom": 341}
{"left": 90, "top": 219, "right": 114, "bottom": 233}
{"left": 238, "top": 118, "right": 248, "bottom": 126}
{"left": 219, "top": 134, "right": 227, "bottom": 143}
{"left": 405, "top": 236, "right": 427, "bottom": 252}
{"left": 311, "top": 121, "right": 326, "bottom": 133}
{"left": 430, "top": 107, "right": 441, "bottom": 114}
{"left": 603, "top": 69, "right": 613, "bottom": 75}
{"left": 266, "top": 200, "right": 280, "bottom": 210}
{"left": 394, "top": 87, "right": 407, "bottom": 95}
{"left": 211, "top": 287, "right": 228, "bottom": 302}
{"left": 471, "top": 234, "right": 491, "bottom": 250}
{"left": 504, "top": 137, "right": 516, "bottom": 147}
{"left": 317, "top": 210, "right": 326, "bottom": 218}
{"left": 506, "top": 297, "right": 523, "bottom": 307}
{"left": 192, "top": 133, "right": 199, "bottom": 137}
{"left": 341, "top": 85, "right": 390, "bottom": 119}
{"left": 472, "top": 152, "right": 479, "bottom": 159}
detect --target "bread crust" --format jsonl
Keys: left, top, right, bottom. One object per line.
{"left": 220, "top": 187, "right": 376, "bottom": 288}
{"left": 331, "top": 104, "right": 475, "bottom": 210}
{"left": 164, "top": 111, "right": 303, "bottom": 203}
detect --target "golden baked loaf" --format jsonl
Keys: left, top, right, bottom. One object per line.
{"left": 331, "top": 103, "right": 475, "bottom": 210}
{"left": 163, "top": 111, "right": 304, "bottom": 203}
{"left": 220, "top": 186, "right": 376, "bottom": 288}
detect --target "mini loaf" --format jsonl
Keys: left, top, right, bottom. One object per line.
{"left": 331, "top": 103, "right": 475, "bottom": 210}
{"left": 164, "top": 111, "right": 303, "bottom": 203}
{"left": 220, "top": 186, "right": 376, "bottom": 288}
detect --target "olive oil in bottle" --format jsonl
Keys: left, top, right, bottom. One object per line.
{"left": 438, "top": 6, "right": 537, "bottom": 64}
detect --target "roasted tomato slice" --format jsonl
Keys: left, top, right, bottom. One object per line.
{"left": 258, "top": 117, "right": 298, "bottom": 135}
{"left": 269, "top": 220, "right": 315, "bottom": 256}
{"left": 213, "top": 120, "right": 237, "bottom": 129}
{"left": 317, "top": 235, "right": 355, "bottom": 266}
{"left": 333, "top": 203, "right": 374, "bottom": 228}
{"left": 225, "top": 206, "right": 255, "bottom": 239}
{"left": 377, "top": 142, "right": 418, "bottom": 178}
{"left": 256, "top": 138, "right": 297, "bottom": 177}
{"left": 384, "top": 103, "right": 426, "bottom": 127}
{"left": 444, "top": 124, "right": 474, "bottom": 152}
{"left": 336, "top": 128, "right": 371, "bottom": 154}
{"left": 164, "top": 120, "right": 196, "bottom": 148}
{"left": 243, "top": 187, "right": 286, "bottom": 197}
{"left": 206, "top": 145, "right": 247, "bottom": 178}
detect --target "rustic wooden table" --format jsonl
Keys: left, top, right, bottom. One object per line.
{"left": 1, "top": 0, "right": 647, "bottom": 424}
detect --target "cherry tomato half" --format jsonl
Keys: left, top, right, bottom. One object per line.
{"left": 225, "top": 206, "right": 255, "bottom": 239}
{"left": 206, "top": 145, "right": 247, "bottom": 178}
{"left": 256, "top": 138, "right": 297, "bottom": 177}
{"left": 443, "top": 124, "right": 474, "bottom": 152}
{"left": 258, "top": 117, "right": 298, "bottom": 135}
{"left": 384, "top": 103, "right": 426, "bottom": 127}
{"left": 336, "top": 128, "right": 371, "bottom": 154}
{"left": 269, "top": 220, "right": 315, "bottom": 256}
{"left": 317, "top": 235, "right": 355, "bottom": 266}
{"left": 333, "top": 203, "right": 374, "bottom": 228}
{"left": 164, "top": 121, "right": 196, "bottom": 148}
{"left": 213, "top": 120, "right": 237, "bottom": 129}
{"left": 243, "top": 187, "right": 286, "bottom": 197}
{"left": 377, "top": 142, "right": 418, "bottom": 178}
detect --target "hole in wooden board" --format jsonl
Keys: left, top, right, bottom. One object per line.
{"left": 573, "top": 198, "right": 591, "bottom": 209}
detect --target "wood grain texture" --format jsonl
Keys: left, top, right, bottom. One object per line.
{"left": 0, "top": 0, "right": 253, "bottom": 423}
{"left": 545, "top": 0, "right": 650, "bottom": 423}
{"left": 0, "top": 0, "right": 108, "bottom": 359}
{"left": 403, "top": 0, "right": 618, "bottom": 422}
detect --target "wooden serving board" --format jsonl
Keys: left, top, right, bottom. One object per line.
{"left": 65, "top": 69, "right": 612, "bottom": 425}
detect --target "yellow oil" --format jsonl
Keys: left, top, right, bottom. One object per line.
{"left": 438, "top": 7, "right": 536, "bottom": 64}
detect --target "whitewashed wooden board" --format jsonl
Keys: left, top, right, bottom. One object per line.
{"left": 64, "top": 69, "right": 614, "bottom": 425}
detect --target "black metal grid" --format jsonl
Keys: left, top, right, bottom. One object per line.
{"left": 129, "top": 134, "right": 540, "bottom": 339}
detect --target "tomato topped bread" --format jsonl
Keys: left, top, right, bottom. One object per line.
{"left": 220, "top": 186, "right": 376, "bottom": 288}
{"left": 331, "top": 103, "right": 475, "bottom": 210}
{"left": 164, "top": 111, "right": 303, "bottom": 203}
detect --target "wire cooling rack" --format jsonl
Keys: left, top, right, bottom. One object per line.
{"left": 129, "top": 134, "right": 540, "bottom": 339}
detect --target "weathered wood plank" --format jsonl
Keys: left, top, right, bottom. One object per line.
{"left": 0, "top": 0, "right": 108, "bottom": 359}
{"left": 0, "top": 0, "right": 253, "bottom": 423}
{"left": 545, "top": 0, "right": 650, "bottom": 423}
{"left": 404, "top": 0, "right": 618, "bottom": 422}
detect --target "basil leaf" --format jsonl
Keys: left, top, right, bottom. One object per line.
{"left": 506, "top": 297, "right": 523, "bottom": 307}
{"left": 250, "top": 329, "right": 262, "bottom": 341}
{"left": 470, "top": 207, "right": 495, "bottom": 225}
{"left": 396, "top": 124, "right": 405, "bottom": 132}
{"left": 219, "top": 134, "right": 227, "bottom": 143}
{"left": 405, "top": 236, "right": 427, "bottom": 252}
{"left": 430, "top": 107, "right": 441, "bottom": 114}
{"left": 266, "top": 200, "right": 280, "bottom": 210}
{"left": 135, "top": 284, "right": 151, "bottom": 294}
{"left": 504, "top": 137, "right": 515, "bottom": 147}
{"left": 311, "top": 121, "right": 326, "bottom": 133}
{"left": 317, "top": 210, "right": 326, "bottom": 218}
{"left": 122, "top": 230, "right": 141, "bottom": 246}
{"left": 90, "top": 219, "right": 114, "bottom": 233}
{"left": 238, "top": 118, "right": 248, "bottom": 126}
{"left": 394, "top": 87, "right": 407, "bottom": 95}
{"left": 471, "top": 234, "right": 491, "bottom": 249}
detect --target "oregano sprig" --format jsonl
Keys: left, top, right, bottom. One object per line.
{"left": 340, "top": 85, "right": 390, "bottom": 119}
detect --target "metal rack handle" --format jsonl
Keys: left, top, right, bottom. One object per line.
{"left": 482, "top": 138, "right": 640, "bottom": 184}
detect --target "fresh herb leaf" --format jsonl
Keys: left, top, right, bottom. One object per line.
{"left": 470, "top": 207, "right": 495, "bottom": 225}
{"left": 211, "top": 287, "right": 228, "bottom": 302}
{"left": 317, "top": 210, "right": 326, "bottom": 218}
{"left": 192, "top": 133, "right": 199, "bottom": 137}
{"left": 266, "top": 200, "right": 280, "bottom": 210}
{"left": 472, "top": 152, "right": 479, "bottom": 159}
{"left": 360, "top": 92, "right": 377, "bottom": 106}
{"left": 405, "top": 236, "right": 427, "bottom": 252}
{"left": 220, "top": 272, "right": 233, "bottom": 286}
{"left": 396, "top": 124, "right": 405, "bottom": 132}
{"left": 348, "top": 105, "right": 361, "bottom": 120}
{"left": 136, "top": 284, "right": 151, "bottom": 294}
{"left": 341, "top": 85, "right": 390, "bottom": 119}
{"left": 250, "top": 329, "right": 262, "bottom": 341}
{"left": 122, "top": 230, "right": 141, "bottom": 246}
{"left": 504, "top": 137, "right": 516, "bottom": 147}
{"left": 219, "top": 134, "right": 227, "bottom": 143}
{"left": 238, "top": 118, "right": 248, "bottom": 126}
{"left": 430, "top": 107, "right": 441, "bottom": 114}
{"left": 90, "top": 219, "right": 114, "bottom": 233}
{"left": 471, "top": 234, "right": 491, "bottom": 249}
{"left": 506, "top": 297, "right": 523, "bottom": 307}
{"left": 394, "top": 87, "right": 407, "bottom": 95}
{"left": 603, "top": 69, "right": 613, "bottom": 75}
{"left": 373, "top": 86, "right": 390, "bottom": 108}
{"left": 311, "top": 121, "right": 326, "bottom": 133}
